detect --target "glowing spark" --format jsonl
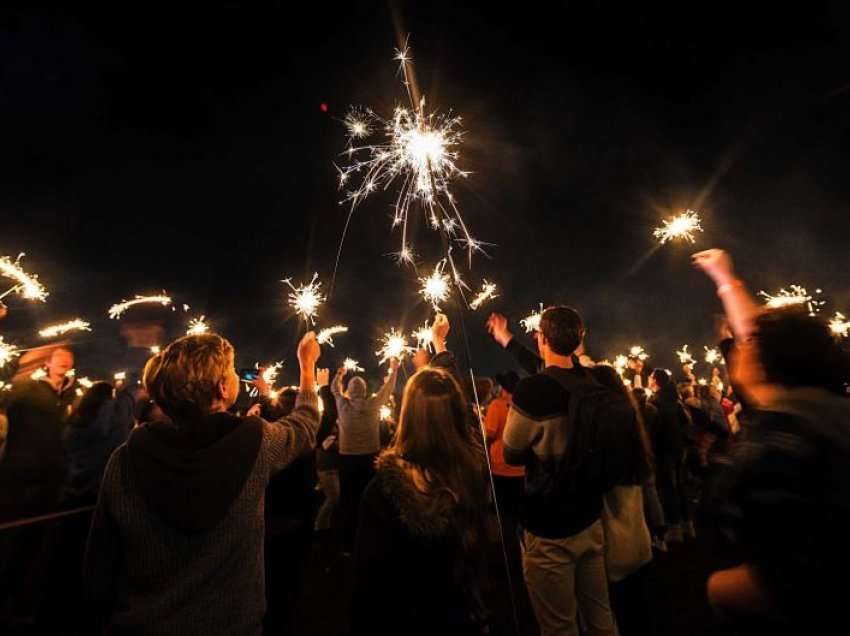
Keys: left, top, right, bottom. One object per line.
{"left": 78, "top": 377, "right": 94, "bottom": 389}
{"left": 698, "top": 378, "right": 708, "bottom": 386}
{"left": 268, "top": 389, "right": 280, "bottom": 401}
{"left": 676, "top": 345, "right": 696, "bottom": 366}
{"left": 704, "top": 346, "right": 725, "bottom": 365}
{"left": 31, "top": 368, "right": 47, "bottom": 381}
{"left": 38, "top": 319, "right": 92, "bottom": 339}
{"left": 379, "top": 405, "right": 393, "bottom": 422}
{"left": 629, "top": 346, "right": 650, "bottom": 361}
{"left": 613, "top": 355, "right": 629, "bottom": 375}
{"left": 419, "top": 261, "right": 451, "bottom": 310}
{"left": 759, "top": 285, "right": 825, "bottom": 316}
{"left": 0, "top": 337, "right": 20, "bottom": 368}
{"left": 376, "top": 328, "right": 413, "bottom": 364}
{"left": 317, "top": 325, "right": 348, "bottom": 347}
{"left": 150, "top": 346, "right": 161, "bottom": 355}
{"left": 262, "top": 362, "right": 284, "bottom": 387}
{"left": 75, "top": 387, "right": 84, "bottom": 397}
{"left": 830, "top": 312, "right": 850, "bottom": 338}
{"left": 653, "top": 210, "right": 703, "bottom": 244}
{"left": 108, "top": 294, "right": 172, "bottom": 319}
{"left": 343, "top": 358, "right": 364, "bottom": 373}
{"left": 0, "top": 253, "right": 48, "bottom": 302}
{"left": 186, "top": 316, "right": 209, "bottom": 336}
{"left": 65, "top": 368, "right": 76, "bottom": 378}
{"left": 283, "top": 273, "right": 325, "bottom": 324}
{"left": 336, "top": 46, "right": 483, "bottom": 268}
{"left": 114, "top": 372, "right": 126, "bottom": 381}
{"left": 469, "top": 280, "right": 498, "bottom": 311}
{"left": 520, "top": 303, "right": 544, "bottom": 333}
{"left": 412, "top": 322, "right": 433, "bottom": 349}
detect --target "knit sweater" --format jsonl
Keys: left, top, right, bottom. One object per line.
{"left": 83, "top": 391, "right": 319, "bottom": 636}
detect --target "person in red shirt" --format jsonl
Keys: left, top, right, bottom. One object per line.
{"left": 485, "top": 371, "right": 524, "bottom": 517}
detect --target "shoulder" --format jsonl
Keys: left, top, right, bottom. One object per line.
{"left": 512, "top": 374, "right": 568, "bottom": 419}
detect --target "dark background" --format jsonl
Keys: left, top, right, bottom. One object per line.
{"left": 1, "top": 2, "right": 849, "bottom": 382}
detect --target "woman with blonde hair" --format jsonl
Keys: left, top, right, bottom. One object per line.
{"left": 84, "top": 331, "right": 321, "bottom": 635}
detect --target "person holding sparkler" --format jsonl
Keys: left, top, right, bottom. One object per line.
{"left": 331, "top": 352, "right": 399, "bottom": 554}
{"left": 691, "top": 248, "right": 850, "bottom": 632}
{"left": 83, "top": 331, "right": 321, "bottom": 635}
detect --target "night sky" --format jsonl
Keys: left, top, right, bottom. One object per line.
{"left": 1, "top": 3, "right": 849, "bottom": 383}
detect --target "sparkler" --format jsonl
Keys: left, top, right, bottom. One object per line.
{"left": 469, "top": 280, "right": 498, "bottom": 311}
{"left": 376, "top": 328, "right": 413, "bottom": 364}
{"left": 261, "top": 362, "right": 284, "bottom": 387}
{"left": 78, "top": 377, "right": 94, "bottom": 389}
{"left": 0, "top": 253, "right": 48, "bottom": 302}
{"left": 653, "top": 210, "right": 703, "bottom": 244}
{"left": 283, "top": 273, "right": 325, "bottom": 324}
{"left": 65, "top": 368, "right": 75, "bottom": 378}
{"left": 343, "top": 357, "right": 365, "bottom": 373}
{"left": 379, "top": 405, "right": 393, "bottom": 422}
{"left": 186, "top": 316, "right": 209, "bottom": 336}
{"left": 317, "top": 325, "right": 348, "bottom": 347}
{"left": 114, "top": 372, "right": 126, "bottom": 382}
{"left": 334, "top": 43, "right": 484, "bottom": 279}
{"left": 38, "top": 319, "right": 92, "bottom": 339}
{"left": 520, "top": 303, "right": 545, "bottom": 333}
{"left": 830, "top": 312, "right": 850, "bottom": 338}
{"left": 704, "top": 346, "right": 725, "bottom": 366}
{"left": 676, "top": 345, "right": 696, "bottom": 366}
{"left": 150, "top": 346, "right": 161, "bottom": 355}
{"left": 31, "top": 369, "right": 47, "bottom": 380}
{"left": 412, "top": 321, "right": 433, "bottom": 350}
{"left": 613, "top": 355, "right": 629, "bottom": 375}
{"left": 629, "top": 346, "right": 650, "bottom": 362}
{"left": 419, "top": 261, "right": 451, "bottom": 310}
{"left": 108, "top": 294, "right": 172, "bottom": 319}
{"left": 758, "top": 285, "right": 825, "bottom": 316}
{"left": 0, "top": 336, "right": 20, "bottom": 368}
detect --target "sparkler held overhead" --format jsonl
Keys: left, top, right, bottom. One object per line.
{"left": 317, "top": 325, "right": 349, "bottom": 347}
{"left": 0, "top": 336, "right": 20, "bottom": 369}
{"left": 186, "top": 316, "right": 209, "bottom": 336}
{"left": 343, "top": 357, "right": 365, "bottom": 373}
{"left": 108, "top": 294, "right": 172, "bottom": 319}
{"left": 520, "top": 304, "right": 545, "bottom": 333}
{"left": 830, "top": 312, "right": 850, "bottom": 338}
{"left": 653, "top": 210, "right": 704, "bottom": 244}
{"left": 758, "top": 285, "right": 825, "bottom": 316}
{"left": 704, "top": 346, "right": 725, "bottom": 366}
{"left": 419, "top": 261, "right": 451, "bottom": 310}
{"left": 283, "top": 273, "right": 326, "bottom": 325}
{"left": 38, "top": 319, "right": 92, "bottom": 339}
{"left": 0, "top": 253, "right": 48, "bottom": 302}
{"left": 333, "top": 40, "right": 486, "bottom": 288}
{"left": 376, "top": 328, "right": 413, "bottom": 364}
{"left": 469, "top": 280, "right": 498, "bottom": 311}
{"left": 676, "top": 345, "right": 696, "bottom": 366}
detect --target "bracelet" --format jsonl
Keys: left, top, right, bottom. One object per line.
{"left": 717, "top": 280, "right": 744, "bottom": 297}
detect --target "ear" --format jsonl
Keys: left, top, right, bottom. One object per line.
{"left": 216, "top": 378, "right": 230, "bottom": 401}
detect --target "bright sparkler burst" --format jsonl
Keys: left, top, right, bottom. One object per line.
{"left": 108, "top": 294, "right": 172, "bottom": 319}
{"left": 78, "top": 377, "right": 94, "bottom": 389}
{"left": 317, "top": 325, "right": 349, "bottom": 347}
{"left": 469, "top": 280, "right": 498, "bottom": 311}
{"left": 186, "top": 316, "right": 209, "bottom": 336}
{"left": 520, "top": 304, "right": 545, "bottom": 333}
{"left": 412, "top": 322, "right": 433, "bottom": 350}
{"left": 0, "top": 253, "right": 48, "bottom": 302}
{"left": 283, "top": 273, "right": 325, "bottom": 324}
{"left": 758, "top": 285, "right": 825, "bottom": 316}
{"left": 379, "top": 405, "right": 393, "bottom": 422}
{"left": 150, "top": 346, "right": 161, "bottom": 355}
{"left": 676, "top": 345, "right": 696, "bottom": 366}
{"left": 653, "top": 210, "right": 704, "bottom": 244}
{"left": 419, "top": 261, "right": 451, "bottom": 310}
{"left": 376, "top": 328, "right": 413, "bottom": 364}
{"left": 38, "top": 319, "right": 92, "bottom": 339}
{"left": 114, "top": 372, "right": 126, "bottom": 381}
{"left": 830, "top": 312, "right": 850, "bottom": 338}
{"left": 343, "top": 357, "right": 365, "bottom": 373}
{"left": 629, "top": 345, "right": 650, "bottom": 362}
{"left": 262, "top": 362, "right": 284, "bottom": 387}
{"left": 704, "top": 346, "right": 725, "bottom": 366}
{"left": 336, "top": 45, "right": 485, "bottom": 270}
{"left": 613, "top": 355, "right": 629, "bottom": 375}
{"left": 0, "top": 336, "right": 20, "bottom": 369}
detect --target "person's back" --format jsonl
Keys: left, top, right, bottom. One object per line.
{"left": 84, "top": 332, "right": 321, "bottom": 635}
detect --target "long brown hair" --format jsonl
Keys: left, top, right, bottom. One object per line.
{"left": 390, "top": 367, "right": 488, "bottom": 546}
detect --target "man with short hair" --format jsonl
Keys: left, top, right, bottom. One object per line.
{"left": 492, "top": 306, "right": 616, "bottom": 636}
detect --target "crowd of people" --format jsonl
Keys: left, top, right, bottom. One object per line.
{"left": 1, "top": 247, "right": 849, "bottom": 635}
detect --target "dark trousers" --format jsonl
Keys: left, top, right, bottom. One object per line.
{"left": 338, "top": 453, "right": 376, "bottom": 552}
{"left": 608, "top": 564, "right": 652, "bottom": 636}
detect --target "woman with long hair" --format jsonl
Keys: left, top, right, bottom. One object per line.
{"left": 352, "top": 366, "right": 490, "bottom": 635}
